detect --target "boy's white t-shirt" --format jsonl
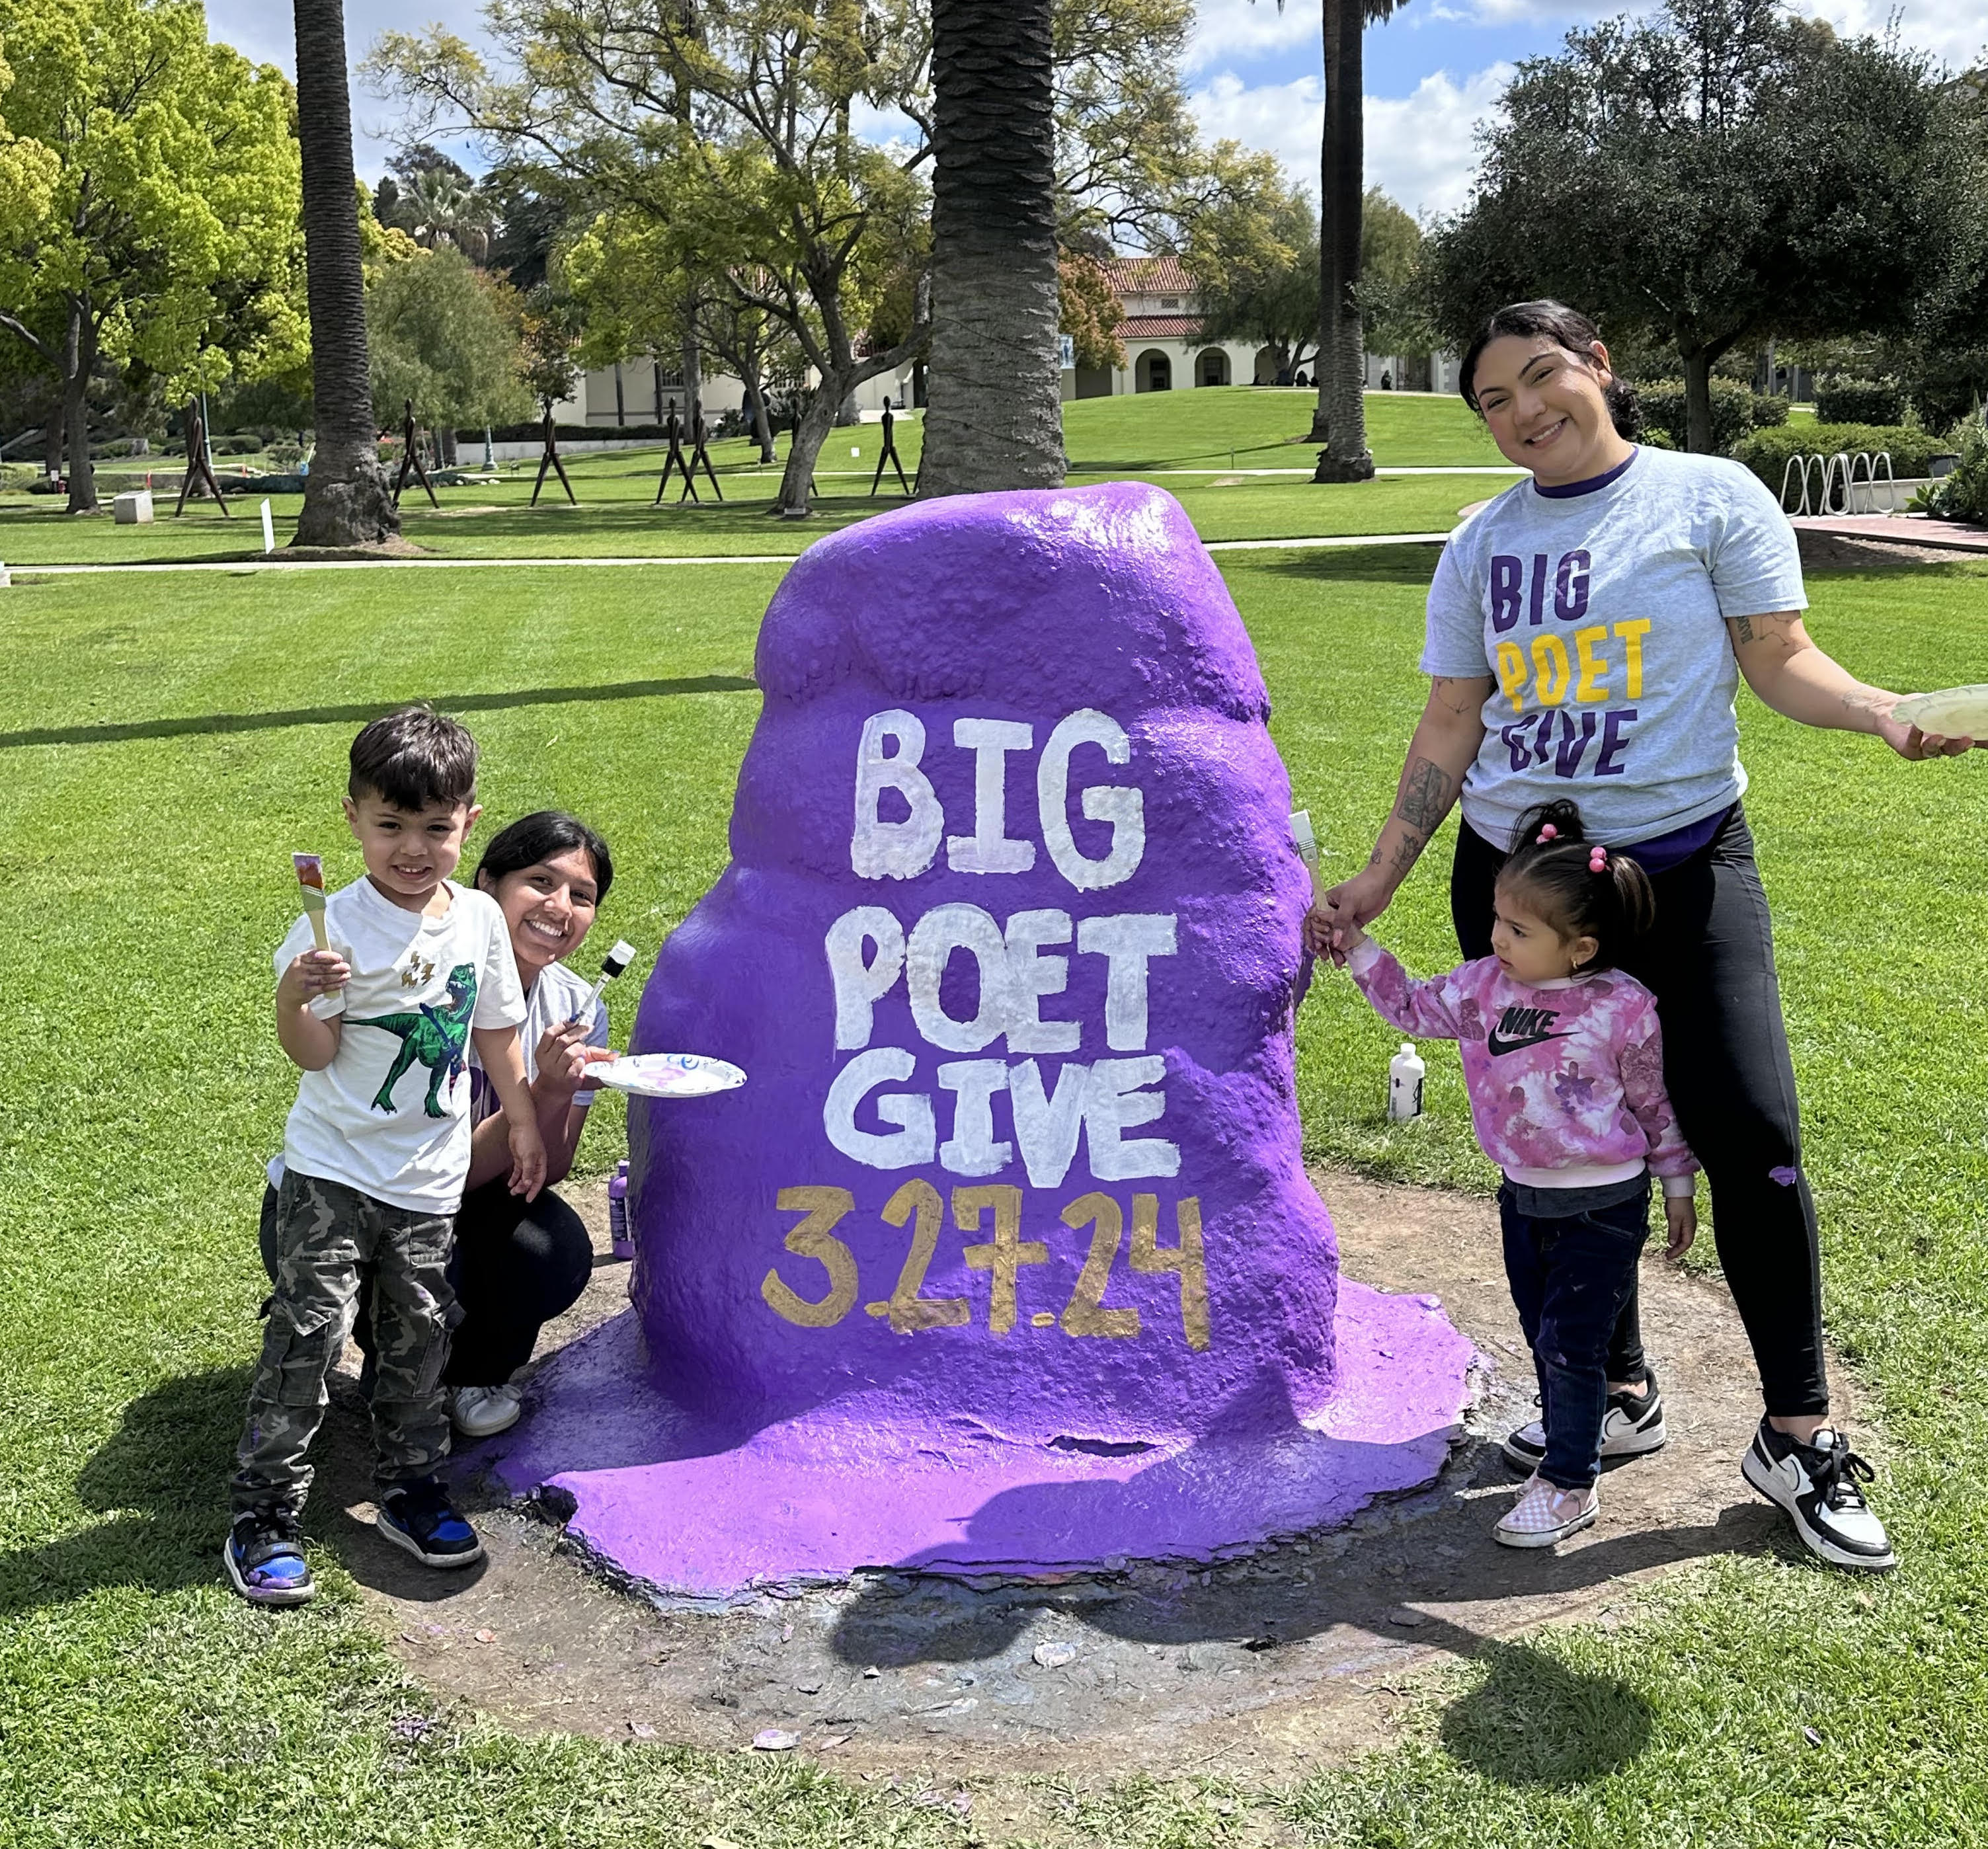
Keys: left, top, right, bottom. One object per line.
{"left": 1422, "top": 446, "right": 1808, "bottom": 849}
{"left": 275, "top": 877, "right": 527, "bottom": 1214}
{"left": 467, "top": 959, "right": 610, "bottom": 1126}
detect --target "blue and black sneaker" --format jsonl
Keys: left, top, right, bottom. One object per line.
{"left": 376, "top": 1477, "right": 484, "bottom": 1569}
{"left": 223, "top": 1510, "right": 315, "bottom": 1606}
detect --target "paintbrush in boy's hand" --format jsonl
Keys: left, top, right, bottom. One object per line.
{"left": 293, "top": 853, "right": 329, "bottom": 949}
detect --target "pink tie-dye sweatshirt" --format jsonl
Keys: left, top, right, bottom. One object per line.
{"left": 1346, "top": 939, "right": 1698, "bottom": 1196}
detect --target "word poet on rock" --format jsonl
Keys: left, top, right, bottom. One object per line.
{"left": 822, "top": 707, "right": 1180, "bottom": 1191}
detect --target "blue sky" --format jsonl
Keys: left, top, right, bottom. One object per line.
{"left": 207, "top": 0, "right": 1988, "bottom": 221}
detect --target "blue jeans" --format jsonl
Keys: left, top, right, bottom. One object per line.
{"left": 1499, "top": 1180, "right": 1652, "bottom": 1490}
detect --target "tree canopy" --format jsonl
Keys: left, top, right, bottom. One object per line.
{"left": 368, "top": 243, "right": 530, "bottom": 435}
{"left": 1425, "top": 0, "right": 1973, "bottom": 451}
{"left": 0, "top": 0, "right": 303, "bottom": 510}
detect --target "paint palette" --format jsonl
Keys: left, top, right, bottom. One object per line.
{"left": 591, "top": 1052, "right": 746, "bottom": 1099}
{"left": 1893, "top": 686, "right": 1988, "bottom": 738}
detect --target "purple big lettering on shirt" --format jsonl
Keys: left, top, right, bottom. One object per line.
{"left": 487, "top": 483, "right": 1473, "bottom": 1594}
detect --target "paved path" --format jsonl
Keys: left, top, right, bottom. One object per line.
{"left": 11, "top": 530, "right": 1455, "bottom": 577}
{"left": 1789, "top": 514, "right": 1988, "bottom": 553}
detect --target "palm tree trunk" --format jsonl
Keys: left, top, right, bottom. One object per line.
{"left": 61, "top": 296, "right": 97, "bottom": 515}
{"left": 292, "top": 0, "right": 399, "bottom": 547}
{"left": 921, "top": 0, "right": 1064, "bottom": 496}
{"left": 1313, "top": 0, "right": 1374, "bottom": 483}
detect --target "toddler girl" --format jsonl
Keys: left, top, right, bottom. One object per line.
{"left": 1326, "top": 799, "right": 1698, "bottom": 1547}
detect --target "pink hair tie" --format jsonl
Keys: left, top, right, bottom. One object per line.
{"left": 1589, "top": 846, "right": 1608, "bottom": 873}
{"left": 1536, "top": 824, "right": 1559, "bottom": 844}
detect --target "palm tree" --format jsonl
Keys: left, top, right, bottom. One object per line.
{"left": 920, "top": 0, "right": 1065, "bottom": 495}
{"left": 1263, "top": 0, "right": 1408, "bottom": 482}
{"left": 403, "top": 167, "right": 494, "bottom": 264}
{"left": 292, "top": 0, "right": 400, "bottom": 547}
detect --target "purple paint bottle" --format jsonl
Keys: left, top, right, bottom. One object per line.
{"left": 608, "top": 1160, "right": 632, "bottom": 1259}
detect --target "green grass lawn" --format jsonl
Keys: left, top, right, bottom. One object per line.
{"left": 0, "top": 391, "right": 1511, "bottom": 567}
{"left": 6, "top": 524, "right": 1988, "bottom": 1837}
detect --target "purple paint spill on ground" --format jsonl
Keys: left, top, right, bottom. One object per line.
{"left": 491, "top": 483, "right": 1474, "bottom": 1593}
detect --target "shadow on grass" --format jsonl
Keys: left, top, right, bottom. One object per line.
{"left": 0, "top": 674, "right": 758, "bottom": 750}
{"left": 0, "top": 1367, "right": 249, "bottom": 1618}
{"left": 1437, "top": 1635, "right": 1655, "bottom": 1785}
{"left": 1238, "top": 543, "right": 1447, "bottom": 587}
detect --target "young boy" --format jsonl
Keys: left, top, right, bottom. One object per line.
{"left": 225, "top": 706, "right": 546, "bottom": 1606}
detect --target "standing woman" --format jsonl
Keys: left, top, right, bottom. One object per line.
{"left": 1316, "top": 300, "right": 1977, "bottom": 1573}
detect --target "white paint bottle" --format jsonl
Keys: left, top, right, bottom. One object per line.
{"left": 1388, "top": 1042, "right": 1425, "bottom": 1122}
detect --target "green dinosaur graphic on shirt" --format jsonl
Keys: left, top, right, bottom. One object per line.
{"left": 348, "top": 963, "right": 478, "bottom": 1118}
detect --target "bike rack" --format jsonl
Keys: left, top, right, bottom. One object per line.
{"left": 1779, "top": 450, "right": 1894, "bottom": 516}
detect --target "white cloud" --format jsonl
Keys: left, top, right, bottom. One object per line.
{"left": 1426, "top": 0, "right": 1983, "bottom": 66}
{"left": 1190, "top": 64, "right": 1510, "bottom": 219}
{"left": 1185, "top": 0, "right": 1320, "bottom": 77}
{"left": 1791, "top": 0, "right": 1988, "bottom": 69}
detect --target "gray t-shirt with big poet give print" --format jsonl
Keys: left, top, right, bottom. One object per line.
{"left": 1421, "top": 446, "right": 1807, "bottom": 851}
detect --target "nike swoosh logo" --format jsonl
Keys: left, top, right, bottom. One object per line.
{"left": 1486, "top": 1029, "right": 1575, "bottom": 1057}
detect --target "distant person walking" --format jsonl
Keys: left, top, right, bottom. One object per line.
{"left": 1313, "top": 299, "right": 1980, "bottom": 1574}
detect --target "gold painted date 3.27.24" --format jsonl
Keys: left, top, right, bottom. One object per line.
{"left": 761, "top": 1182, "right": 1210, "bottom": 1351}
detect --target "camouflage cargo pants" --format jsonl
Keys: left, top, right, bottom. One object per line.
{"left": 231, "top": 1169, "right": 460, "bottom": 1519}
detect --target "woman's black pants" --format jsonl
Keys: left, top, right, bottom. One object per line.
{"left": 1451, "top": 803, "right": 1829, "bottom": 1417}
{"left": 260, "top": 1177, "right": 595, "bottom": 1387}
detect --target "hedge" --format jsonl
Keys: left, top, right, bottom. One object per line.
{"left": 1814, "top": 375, "right": 1906, "bottom": 426}
{"left": 467, "top": 420, "right": 680, "bottom": 444}
{"left": 1731, "top": 422, "right": 1956, "bottom": 497}
{"left": 1636, "top": 378, "right": 1786, "bottom": 453}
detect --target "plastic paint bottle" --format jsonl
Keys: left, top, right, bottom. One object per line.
{"left": 1388, "top": 1043, "right": 1425, "bottom": 1122}
{"left": 608, "top": 1160, "right": 633, "bottom": 1259}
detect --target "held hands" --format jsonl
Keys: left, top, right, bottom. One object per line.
{"left": 507, "top": 1115, "right": 548, "bottom": 1201}
{"left": 279, "top": 947, "right": 349, "bottom": 1005}
{"left": 1662, "top": 1193, "right": 1696, "bottom": 1261}
{"left": 1303, "top": 867, "right": 1390, "bottom": 966}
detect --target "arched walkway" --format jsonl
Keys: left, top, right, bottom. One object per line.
{"left": 1197, "top": 349, "right": 1231, "bottom": 387}
{"left": 1253, "top": 346, "right": 1279, "bottom": 385}
{"left": 1134, "top": 349, "right": 1172, "bottom": 393}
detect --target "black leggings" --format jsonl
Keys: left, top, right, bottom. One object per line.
{"left": 1452, "top": 803, "right": 1829, "bottom": 1417}
{"left": 260, "top": 1177, "right": 595, "bottom": 1387}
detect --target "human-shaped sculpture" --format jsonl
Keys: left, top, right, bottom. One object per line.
{"left": 530, "top": 407, "right": 577, "bottom": 507}
{"left": 390, "top": 398, "right": 440, "bottom": 510}
{"left": 869, "top": 395, "right": 910, "bottom": 498}
{"left": 493, "top": 481, "right": 1473, "bottom": 1596}
{"left": 682, "top": 401, "right": 724, "bottom": 503}
{"left": 653, "top": 399, "right": 696, "bottom": 505}
{"left": 173, "top": 402, "right": 233, "bottom": 519}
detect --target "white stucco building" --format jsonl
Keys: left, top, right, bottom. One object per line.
{"left": 542, "top": 252, "right": 1455, "bottom": 433}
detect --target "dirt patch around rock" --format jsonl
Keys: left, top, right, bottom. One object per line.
{"left": 307, "top": 1169, "right": 1843, "bottom": 1801}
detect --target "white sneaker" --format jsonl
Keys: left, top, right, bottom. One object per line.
{"left": 1741, "top": 1419, "right": 1895, "bottom": 1572}
{"left": 1494, "top": 1472, "right": 1599, "bottom": 1548}
{"left": 450, "top": 1383, "right": 523, "bottom": 1438}
{"left": 1501, "top": 1369, "right": 1668, "bottom": 1472}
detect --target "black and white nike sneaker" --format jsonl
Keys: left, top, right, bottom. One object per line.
{"left": 1741, "top": 1420, "right": 1895, "bottom": 1573}
{"left": 1501, "top": 1368, "right": 1669, "bottom": 1472}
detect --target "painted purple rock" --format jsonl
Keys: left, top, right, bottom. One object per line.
{"left": 492, "top": 482, "right": 1474, "bottom": 1593}
{"left": 632, "top": 479, "right": 1333, "bottom": 1442}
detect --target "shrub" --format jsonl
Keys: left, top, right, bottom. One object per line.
{"left": 1641, "top": 428, "right": 1679, "bottom": 450}
{"left": 469, "top": 420, "right": 680, "bottom": 444}
{"left": 1913, "top": 420, "right": 1988, "bottom": 524}
{"left": 1815, "top": 374, "right": 1906, "bottom": 426}
{"left": 1635, "top": 377, "right": 1782, "bottom": 453}
{"left": 210, "top": 433, "right": 262, "bottom": 455}
{"left": 1732, "top": 422, "right": 1952, "bottom": 499}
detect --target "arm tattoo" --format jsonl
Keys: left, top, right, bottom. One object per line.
{"left": 1386, "top": 833, "right": 1424, "bottom": 879}
{"left": 1733, "top": 611, "right": 1755, "bottom": 645}
{"left": 1396, "top": 756, "right": 1454, "bottom": 836}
